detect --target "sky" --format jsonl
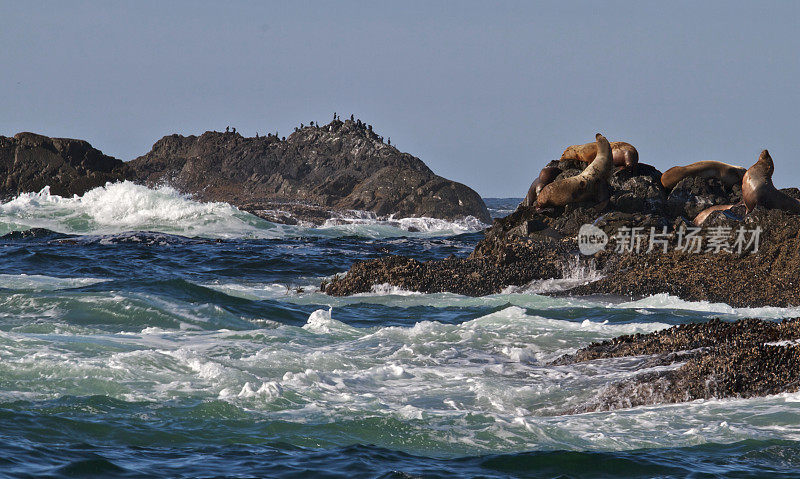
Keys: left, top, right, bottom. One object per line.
{"left": 2, "top": 1, "right": 799, "bottom": 197}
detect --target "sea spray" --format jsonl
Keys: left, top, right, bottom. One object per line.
{"left": 0, "top": 182, "right": 487, "bottom": 239}
{"left": 503, "top": 256, "right": 603, "bottom": 294}
{"left": 0, "top": 181, "right": 279, "bottom": 238}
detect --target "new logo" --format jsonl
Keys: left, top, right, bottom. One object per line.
{"left": 577, "top": 224, "right": 608, "bottom": 255}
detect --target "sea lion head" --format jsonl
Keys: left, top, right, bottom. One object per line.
{"left": 743, "top": 149, "right": 800, "bottom": 214}
{"left": 578, "top": 133, "right": 612, "bottom": 181}
{"left": 538, "top": 166, "right": 562, "bottom": 185}
{"left": 560, "top": 145, "right": 578, "bottom": 160}
{"left": 759, "top": 149, "right": 774, "bottom": 175}
{"left": 595, "top": 133, "right": 612, "bottom": 162}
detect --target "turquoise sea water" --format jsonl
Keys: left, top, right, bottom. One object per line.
{"left": 1, "top": 186, "right": 800, "bottom": 478}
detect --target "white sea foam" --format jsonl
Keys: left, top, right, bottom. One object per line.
{"left": 302, "top": 308, "right": 337, "bottom": 334}
{"left": 204, "top": 282, "right": 316, "bottom": 301}
{"left": 365, "top": 283, "right": 424, "bottom": 296}
{"left": 4, "top": 296, "right": 800, "bottom": 455}
{"left": 302, "top": 308, "right": 359, "bottom": 337}
{"left": 5, "top": 189, "right": 799, "bottom": 457}
{"left": 203, "top": 274, "right": 800, "bottom": 326}
{"left": 320, "top": 211, "right": 486, "bottom": 236}
{"left": 0, "top": 274, "right": 108, "bottom": 291}
{"left": 0, "top": 182, "right": 285, "bottom": 239}
{"left": 0, "top": 182, "right": 487, "bottom": 239}
{"left": 615, "top": 293, "right": 800, "bottom": 320}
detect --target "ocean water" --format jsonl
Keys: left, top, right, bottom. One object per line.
{"left": 1, "top": 185, "right": 800, "bottom": 478}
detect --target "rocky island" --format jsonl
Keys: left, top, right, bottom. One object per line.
{"left": 0, "top": 118, "right": 490, "bottom": 225}
{"left": 324, "top": 138, "right": 800, "bottom": 307}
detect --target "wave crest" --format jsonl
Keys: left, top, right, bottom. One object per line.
{"left": 0, "top": 182, "right": 486, "bottom": 239}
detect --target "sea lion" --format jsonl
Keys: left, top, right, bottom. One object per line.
{"left": 693, "top": 203, "right": 742, "bottom": 226}
{"left": 661, "top": 161, "right": 746, "bottom": 190}
{"left": 560, "top": 141, "right": 638, "bottom": 169}
{"left": 742, "top": 149, "right": 800, "bottom": 214}
{"left": 521, "top": 166, "right": 562, "bottom": 207}
{"left": 537, "top": 133, "right": 613, "bottom": 208}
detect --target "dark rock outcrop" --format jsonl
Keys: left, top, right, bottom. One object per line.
{"left": 322, "top": 238, "right": 573, "bottom": 296}
{"left": 608, "top": 163, "right": 665, "bottom": 215}
{"left": 564, "top": 208, "right": 800, "bottom": 307}
{"left": 553, "top": 317, "right": 800, "bottom": 412}
{"left": 324, "top": 161, "right": 671, "bottom": 297}
{"left": 0, "top": 132, "right": 131, "bottom": 200}
{"left": 666, "top": 175, "right": 743, "bottom": 219}
{"left": 129, "top": 120, "right": 490, "bottom": 224}
{"left": 1, "top": 122, "right": 490, "bottom": 225}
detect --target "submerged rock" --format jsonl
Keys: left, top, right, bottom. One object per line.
{"left": 0, "top": 228, "right": 67, "bottom": 240}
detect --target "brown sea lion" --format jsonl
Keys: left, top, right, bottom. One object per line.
{"left": 693, "top": 203, "right": 742, "bottom": 226}
{"left": 537, "top": 133, "right": 613, "bottom": 208}
{"left": 522, "top": 166, "right": 562, "bottom": 207}
{"left": 742, "top": 149, "right": 800, "bottom": 214}
{"left": 660, "top": 161, "right": 746, "bottom": 190}
{"left": 560, "top": 141, "right": 638, "bottom": 168}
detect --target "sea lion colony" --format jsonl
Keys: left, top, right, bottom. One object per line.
{"left": 524, "top": 133, "right": 799, "bottom": 223}
{"left": 326, "top": 134, "right": 800, "bottom": 302}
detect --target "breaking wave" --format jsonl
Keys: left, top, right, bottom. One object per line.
{"left": 0, "top": 182, "right": 487, "bottom": 239}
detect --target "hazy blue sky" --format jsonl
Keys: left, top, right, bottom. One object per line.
{"left": 2, "top": 1, "right": 799, "bottom": 197}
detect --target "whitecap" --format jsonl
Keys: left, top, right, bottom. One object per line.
{"left": 0, "top": 181, "right": 286, "bottom": 239}
{"left": 0, "top": 274, "right": 108, "bottom": 291}
{"left": 301, "top": 308, "right": 358, "bottom": 336}
{"left": 0, "top": 182, "right": 487, "bottom": 239}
